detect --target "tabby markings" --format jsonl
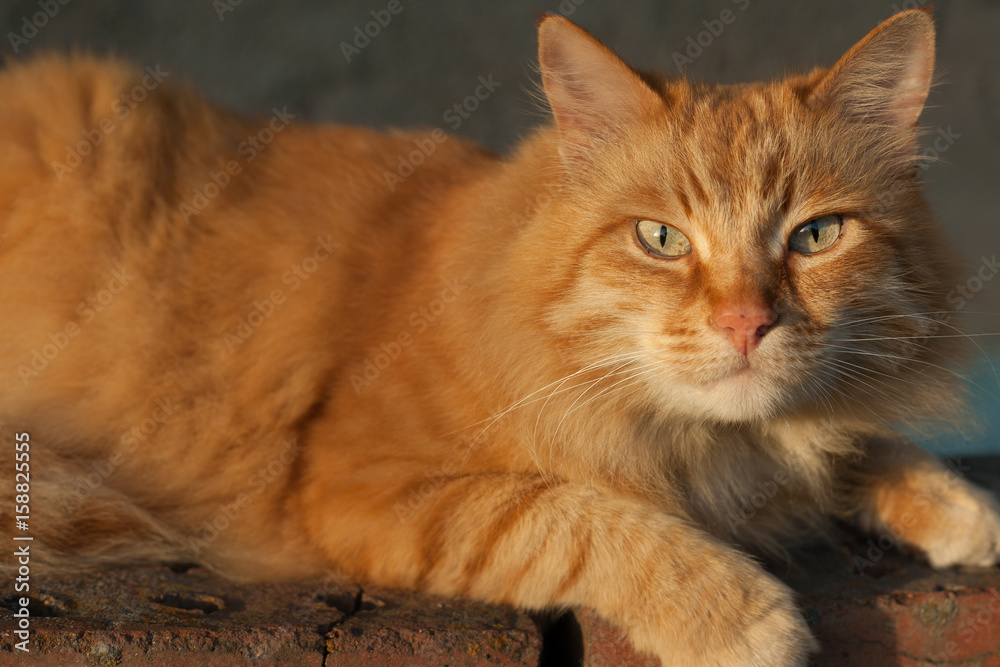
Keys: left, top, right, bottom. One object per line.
{"left": 393, "top": 438, "right": 478, "bottom": 524}
{"left": 50, "top": 65, "right": 171, "bottom": 181}
{"left": 179, "top": 107, "right": 297, "bottom": 223}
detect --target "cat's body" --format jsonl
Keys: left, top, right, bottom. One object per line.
{"left": 3, "top": 9, "right": 1000, "bottom": 665}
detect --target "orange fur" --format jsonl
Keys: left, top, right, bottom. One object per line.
{"left": 2, "top": 9, "right": 998, "bottom": 665}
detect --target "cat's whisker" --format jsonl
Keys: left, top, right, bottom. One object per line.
{"left": 844, "top": 332, "right": 1000, "bottom": 398}
{"left": 834, "top": 332, "right": 1000, "bottom": 341}
{"left": 12, "top": 11, "right": 998, "bottom": 667}
{"left": 807, "top": 373, "right": 844, "bottom": 422}
{"left": 812, "top": 362, "right": 895, "bottom": 421}
{"left": 839, "top": 310, "right": 964, "bottom": 328}
{"left": 538, "top": 360, "right": 661, "bottom": 480}
{"left": 827, "top": 355, "right": 930, "bottom": 394}
{"left": 476, "top": 363, "right": 646, "bottom": 439}
{"left": 827, "top": 344, "right": 965, "bottom": 377}
{"left": 530, "top": 355, "right": 658, "bottom": 466}
{"left": 448, "top": 350, "right": 645, "bottom": 436}
{"left": 569, "top": 366, "right": 661, "bottom": 414}
{"left": 837, "top": 315, "right": 1000, "bottom": 389}
{"left": 908, "top": 317, "right": 1000, "bottom": 391}
{"left": 530, "top": 354, "right": 649, "bottom": 443}
{"left": 455, "top": 351, "right": 651, "bottom": 471}
{"left": 550, "top": 364, "right": 662, "bottom": 444}
{"left": 806, "top": 360, "right": 837, "bottom": 419}
{"left": 818, "top": 358, "right": 922, "bottom": 421}
{"left": 825, "top": 344, "right": 995, "bottom": 396}
{"left": 816, "top": 358, "right": 890, "bottom": 400}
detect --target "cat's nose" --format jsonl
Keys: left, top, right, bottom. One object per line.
{"left": 710, "top": 303, "right": 778, "bottom": 356}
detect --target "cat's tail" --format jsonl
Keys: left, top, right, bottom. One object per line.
{"left": 1, "top": 457, "right": 195, "bottom": 576}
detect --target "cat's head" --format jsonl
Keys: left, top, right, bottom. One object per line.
{"left": 525, "top": 9, "right": 964, "bottom": 426}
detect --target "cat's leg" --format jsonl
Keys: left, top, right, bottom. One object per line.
{"left": 302, "top": 472, "right": 816, "bottom": 666}
{"left": 850, "top": 438, "right": 1000, "bottom": 568}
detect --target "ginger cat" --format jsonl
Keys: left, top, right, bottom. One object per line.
{"left": 3, "top": 8, "right": 1000, "bottom": 665}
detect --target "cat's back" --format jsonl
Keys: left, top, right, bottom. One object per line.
{"left": 0, "top": 54, "right": 493, "bottom": 226}
{"left": 0, "top": 53, "right": 498, "bottom": 317}
{"left": 0, "top": 55, "right": 497, "bottom": 442}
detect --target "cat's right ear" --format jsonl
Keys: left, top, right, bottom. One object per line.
{"left": 538, "top": 15, "right": 662, "bottom": 161}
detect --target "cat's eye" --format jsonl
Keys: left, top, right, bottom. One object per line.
{"left": 635, "top": 220, "right": 691, "bottom": 258}
{"left": 789, "top": 215, "right": 842, "bottom": 255}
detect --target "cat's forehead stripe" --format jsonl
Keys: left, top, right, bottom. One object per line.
{"left": 681, "top": 162, "right": 709, "bottom": 207}
{"left": 674, "top": 187, "right": 693, "bottom": 218}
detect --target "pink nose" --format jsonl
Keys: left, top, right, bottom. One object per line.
{"left": 710, "top": 303, "right": 778, "bottom": 356}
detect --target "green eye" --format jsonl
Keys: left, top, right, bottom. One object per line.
{"left": 635, "top": 220, "right": 691, "bottom": 258}
{"left": 789, "top": 215, "right": 842, "bottom": 255}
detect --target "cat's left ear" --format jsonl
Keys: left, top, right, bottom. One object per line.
{"left": 538, "top": 15, "right": 663, "bottom": 160}
{"left": 808, "top": 8, "right": 935, "bottom": 128}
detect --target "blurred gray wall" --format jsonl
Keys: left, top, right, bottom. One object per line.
{"left": 2, "top": 0, "right": 999, "bottom": 327}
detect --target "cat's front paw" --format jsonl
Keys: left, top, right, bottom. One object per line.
{"left": 681, "top": 561, "right": 818, "bottom": 667}
{"left": 916, "top": 478, "right": 1000, "bottom": 569}
{"left": 870, "top": 467, "right": 1000, "bottom": 569}
{"left": 721, "top": 571, "right": 818, "bottom": 667}
{"left": 624, "top": 547, "right": 817, "bottom": 666}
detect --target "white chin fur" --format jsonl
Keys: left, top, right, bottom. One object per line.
{"left": 654, "top": 370, "right": 790, "bottom": 423}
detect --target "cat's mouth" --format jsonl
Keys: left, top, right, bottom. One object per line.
{"left": 704, "top": 362, "right": 755, "bottom": 387}
{"left": 690, "top": 362, "right": 789, "bottom": 422}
